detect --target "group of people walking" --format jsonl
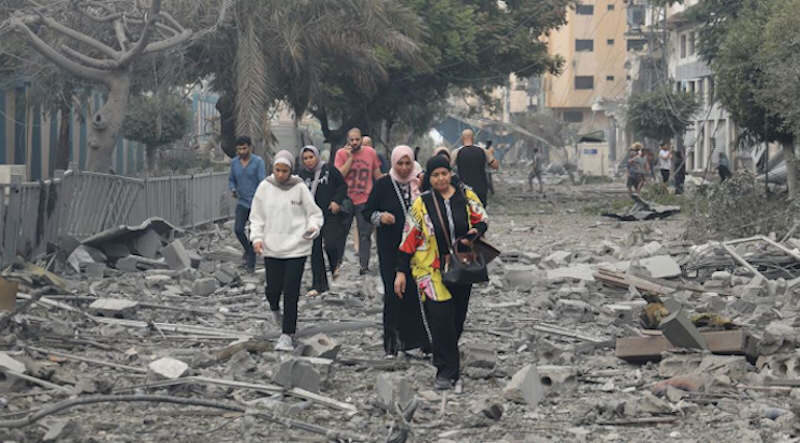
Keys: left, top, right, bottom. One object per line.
{"left": 227, "top": 129, "right": 492, "bottom": 390}
{"left": 626, "top": 142, "right": 687, "bottom": 195}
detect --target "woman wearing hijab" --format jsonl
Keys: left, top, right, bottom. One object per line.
{"left": 420, "top": 146, "right": 457, "bottom": 192}
{"left": 298, "top": 146, "right": 348, "bottom": 296}
{"left": 394, "top": 155, "right": 488, "bottom": 390}
{"left": 250, "top": 150, "right": 324, "bottom": 351}
{"left": 363, "top": 145, "right": 430, "bottom": 358}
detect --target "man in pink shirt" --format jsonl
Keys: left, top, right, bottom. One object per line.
{"left": 335, "top": 127, "right": 384, "bottom": 275}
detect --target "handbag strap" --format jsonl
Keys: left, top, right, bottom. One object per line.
{"left": 430, "top": 193, "right": 455, "bottom": 256}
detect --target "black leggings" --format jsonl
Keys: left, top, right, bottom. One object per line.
{"left": 423, "top": 283, "right": 472, "bottom": 382}
{"left": 660, "top": 169, "right": 670, "bottom": 183}
{"left": 310, "top": 236, "right": 329, "bottom": 292}
{"left": 264, "top": 256, "right": 306, "bottom": 334}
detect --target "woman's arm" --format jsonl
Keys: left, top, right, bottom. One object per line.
{"left": 248, "top": 182, "right": 268, "bottom": 245}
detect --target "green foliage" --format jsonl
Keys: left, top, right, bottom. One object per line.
{"left": 122, "top": 94, "right": 191, "bottom": 149}
{"left": 626, "top": 88, "right": 700, "bottom": 142}
{"left": 758, "top": 0, "right": 800, "bottom": 138}
{"left": 684, "top": 172, "right": 799, "bottom": 241}
{"left": 685, "top": 0, "right": 746, "bottom": 64}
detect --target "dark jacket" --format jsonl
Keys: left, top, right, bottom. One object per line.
{"left": 298, "top": 163, "right": 347, "bottom": 218}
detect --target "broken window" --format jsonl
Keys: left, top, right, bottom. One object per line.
{"left": 576, "top": 39, "right": 594, "bottom": 52}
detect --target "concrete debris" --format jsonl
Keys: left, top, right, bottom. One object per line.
{"left": 192, "top": 278, "right": 218, "bottom": 297}
{"left": 162, "top": 240, "right": 192, "bottom": 271}
{"left": 633, "top": 255, "right": 682, "bottom": 279}
{"left": 88, "top": 298, "right": 138, "bottom": 318}
{"left": 0, "top": 351, "right": 26, "bottom": 373}
{"left": 274, "top": 359, "right": 321, "bottom": 393}
{"left": 469, "top": 397, "right": 504, "bottom": 420}
{"left": 462, "top": 342, "right": 497, "bottom": 369}
{"left": 660, "top": 310, "right": 708, "bottom": 350}
{"left": 148, "top": 357, "right": 189, "bottom": 379}
{"left": 297, "top": 334, "right": 341, "bottom": 360}
{"left": 375, "top": 373, "right": 414, "bottom": 411}
{"left": 503, "top": 364, "right": 545, "bottom": 408}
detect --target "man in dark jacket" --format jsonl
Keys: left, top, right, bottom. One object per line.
{"left": 298, "top": 146, "right": 348, "bottom": 294}
{"left": 453, "top": 129, "right": 498, "bottom": 207}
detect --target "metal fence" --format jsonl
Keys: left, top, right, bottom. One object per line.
{"left": 0, "top": 168, "right": 234, "bottom": 266}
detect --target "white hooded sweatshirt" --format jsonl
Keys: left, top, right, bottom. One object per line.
{"left": 248, "top": 175, "right": 324, "bottom": 259}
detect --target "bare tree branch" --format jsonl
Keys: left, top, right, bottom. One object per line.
{"left": 143, "top": 29, "right": 192, "bottom": 54}
{"left": 60, "top": 44, "right": 118, "bottom": 70}
{"left": 158, "top": 11, "right": 184, "bottom": 33}
{"left": 9, "top": 17, "right": 109, "bottom": 83}
{"left": 22, "top": 14, "right": 120, "bottom": 60}
{"left": 119, "top": 0, "right": 162, "bottom": 65}
{"left": 113, "top": 19, "right": 129, "bottom": 51}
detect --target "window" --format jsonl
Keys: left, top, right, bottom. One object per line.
{"left": 575, "top": 76, "right": 594, "bottom": 90}
{"left": 606, "top": 75, "right": 615, "bottom": 81}
{"left": 628, "top": 5, "right": 645, "bottom": 27}
{"left": 576, "top": 39, "right": 594, "bottom": 52}
{"left": 608, "top": 4, "right": 615, "bottom": 10}
{"left": 689, "top": 81, "right": 696, "bottom": 95}
{"left": 576, "top": 4, "right": 594, "bottom": 15}
{"left": 689, "top": 32, "right": 696, "bottom": 55}
{"left": 563, "top": 111, "right": 584, "bottom": 123}
{"left": 627, "top": 39, "right": 646, "bottom": 51}
{"left": 607, "top": 39, "right": 615, "bottom": 45}
{"left": 697, "top": 78, "right": 704, "bottom": 100}
{"left": 680, "top": 34, "right": 687, "bottom": 58}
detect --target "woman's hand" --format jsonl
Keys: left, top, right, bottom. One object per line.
{"left": 253, "top": 241, "right": 264, "bottom": 256}
{"left": 380, "top": 212, "right": 396, "bottom": 225}
{"left": 329, "top": 201, "right": 341, "bottom": 214}
{"left": 460, "top": 228, "right": 479, "bottom": 246}
{"left": 302, "top": 226, "right": 318, "bottom": 240}
{"left": 394, "top": 272, "right": 406, "bottom": 299}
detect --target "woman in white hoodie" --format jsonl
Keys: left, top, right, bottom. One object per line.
{"left": 249, "top": 150, "right": 324, "bottom": 351}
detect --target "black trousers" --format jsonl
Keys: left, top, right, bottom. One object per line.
{"left": 660, "top": 169, "right": 670, "bottom": 183}
{"left": 423, "top": 283, "right": 472, "bottom": 382}
{"left": 310, "top": 236, "right": 329, "bottom": 292}
{"left": 234, "top": 205, "right": 255, "bottom": 269}
{"left": 719, "top": 165, "right": 732, "bottom": 182}
{"left": 339, "top": 204, "right": 373, "bottom": 271}
{"left": 264, "top": 256, "right": 306, "bottom": 334}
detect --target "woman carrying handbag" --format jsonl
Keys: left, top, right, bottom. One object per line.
{"left": 394, "top": 155, "right": 489, "bottom": 391}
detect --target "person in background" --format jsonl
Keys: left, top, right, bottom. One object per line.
{"left": 658, "top": 143, "right": 673, "bottom": 184}
{"left": 673, "top": 148, "right": 686, "bottom": 194}
{"left": 363, "top": 136, "right": 390, "bottom": 175}
{"left": 298, "top": 145, "right": 347, "bottom": 296}
{"left": 528, "top": 147, "right": 545, "bottom": 195}
{"left": 364, "top": 145, "right": 429, "bottom": 359}
{"left": 718, "top": 152, "right": 732, "bottom": 182}
{"left": 453, "top": 129, "right": 498, "bottom": 207}
{"left": 249, "top": 150, "right": 323, "bottom": 351}
{"left": 395, "top": 155, "right": 489, "bottom": 391}
{"left": 627, "top": 143, "right": 649, "bottom": 194}
{"left": 228, "top": 136, "right": 266, "bottom": 273}
{"left": 335, "top": 128, "right": 384, "bottom": 275}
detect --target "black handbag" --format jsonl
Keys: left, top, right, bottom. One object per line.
{"left": 430, "top": 193, "right": 489, "bottom": 285}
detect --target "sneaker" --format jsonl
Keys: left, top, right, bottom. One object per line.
{"left": 306, "top": 289, "right": 320, "bottom": 297}
{"left": 275, "top": 334, "right": 294, "bottom": 352}
{"left": 434, "top": 377, "right": 453, "bottom": 391}
{"left": 271, "top": 310, "right": 283, "bottom": 328}
{"left": 384, "top": 353, "right": 397, "bottom": 360}
{"left": 331, "top": 265, "right": 341, "bottom": 280}
{"left": 454, "top": 379, "right": 463, "bottom": 394}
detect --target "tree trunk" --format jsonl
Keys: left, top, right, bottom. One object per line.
{"left": 234, "top": 14, "right": 269, "bottom": 160}
{"left": 784, "top": 140, "right": 798, "bottom": 200}
{"left": 55, "top": 101, "right": 71, "bottom": 171}
{"left": 146, "top": 144, "right": 158, "bottom": 172}
{"left": 216, "top": 93, "right": 236, "bottom": 158}
{"left": 87, "top": 73, "right": 130, "bottom": 172}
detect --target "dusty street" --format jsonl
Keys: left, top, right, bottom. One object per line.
{"left": 0, "top": 169, "right": 795, "bottom": 442}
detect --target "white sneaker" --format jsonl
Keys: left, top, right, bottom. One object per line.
{"left": 275, "top": 334, "right": 294, "bottom": 352}
{"left": 271, "top": 310, "right": 282, "bottom": 328}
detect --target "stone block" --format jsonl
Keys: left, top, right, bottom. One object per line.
{"left": 298, "top": 334, "right": 341, "bottom": 360}
{"left": 503, "top": 364, "right": 545, "bottom": 408}
{"left": 116, "top": 256, "right": 140, "bottom": 272}
{"left": 555, "top": 299, "right": 594, "bottom": 323}
{"left": 375, "top": 373, "right": 414, "bottom": 411}
{"left": 536, "top": 365, "right": 578, "bottom": 392}
{"left": 83, "top": 262, "right": 106, "bottom": 279}
{"left": 542, "top": 251, "right": 571, "bottom": 269}
{"left": 660, "top": 310, "right": 708, "bottom": 350}
{"left": 198, "top": 260, "right": 216, "bottom": 274}
{"left": 215, "top": 264, "right": 239, "bottom": 286}
{"left": 604, "top": 303, "right": 634, "bottom": 325}
{"left": 192, "top": 278, "right": 217, "bottom": 297}
{"left": 504, "top": 265, "right": 541, "bottom": 290}
{"left": 0, "top": 351, "right": 26, "bottom": 373}
{"left": 162, "top": 240, "right": 191, "bottom": 270}
{"left": 148, "top": 357, "right": 189, "bottom": 379}
{"left": 273, "top": 359, "right": 321, "bottom": 393}
{"left": 463, "top": 342, "right": 496, "bottom": 369}
{"left": 132, "top": 228, "right": 163, "bottom": 259}
{"left": 635, "top": 255, "right": 681, "bottom": 279}
{"left": 89, "top": 298, "right": 138, "bottom": 318}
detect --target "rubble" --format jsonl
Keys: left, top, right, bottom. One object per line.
{"left": 274, "top": 359, "right": 321, "bottom": 393}
{"left": 503, "top": 364, "right": 545, "bottom": 408}
{"left": 148, "top": 357, "right": 189, "bottom": 379}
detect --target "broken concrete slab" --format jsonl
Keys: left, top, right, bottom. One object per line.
{"left": 83, "top": 262, "right": 106, "bottom": 279}
{"left": 89, "top": 298, "right": 139, "bottom": 318}
{"left": 116, "top": 256, "right": 140, "bottom": 272}
{"left": 634, "top": 255, "right": 682, "bottom": 279}
{"left": 546, "top": 265, "right": 596, "bottom": 282}
{"left": 192, "top": 278, "right": 218, "bottom": 297}
{"left": 469, "top": 398, "right": 504, "bottom": 420}
{"left": 148, "top": 357, "right": 189, "bottom": 379}
{"left": 82, "top": 217, "right": 180, "bottom": 251}
{"left": 536, "top": 365, "right": 578, "bottom": 393}
{"left": 503, "top": 364, "right": 545, "bottom": 408}
{"left": 131, "top": 228, "right": 163, "bottom": 259}
{"left": 616, "top": 329, "right": 750, "bottom": 363}
{"left": 297, "top": 334, "right": 341, "bottom": 360}
{"left": 462, "top": 342, "right": 496, "bottom": 369}
{"left": 273, "top": 359, "right": 321, "bottom": 393}
{"left": 504, "top": 265, "right": 542, "bottom": 290}
{"left": 542, "top": 251, "right": 571, "bottom": 269}
{"left": 67, "top": 245, "right": 98, "bottom": 273}
{"left": 0, "top": 351, "right": 26, "bottom": 373}
{"left": 660, "top": 310, "right": 708, "bottom": 350}
{"left": 100, "top": 242, "right": 130, "bottom": 260}
{"left": 375, "top": 373, "right": 414, "bottom": 411}
{"left": 555, "top": 299, "right": 594, "bottom": 323}
{"left": 162, "top": 240, "right": 192, "bottom": 271}
{"left": 214, "top": 263, "right": 239, "bottom": 286}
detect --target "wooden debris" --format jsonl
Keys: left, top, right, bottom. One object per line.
{"left": 616, "top": 329, "right": 751, "bottom": 363}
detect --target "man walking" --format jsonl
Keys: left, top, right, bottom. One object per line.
{"left": 528, "top": 147, "right": 545, "bottom": 195}
{"left": 335, "top": 128, "right": 384, "bottom": 275}
{"left": 454, "top": 129, "right": 498, "bottom": 207}
{"left": 228, "top": 136, "right": 266, "bottom": 273}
